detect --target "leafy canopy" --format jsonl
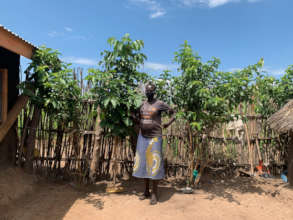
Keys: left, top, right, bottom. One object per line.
{"left": 172, "top": 41, "right": 260, "bottom": 133}
{"left": 254, "top": 65, "right": 293, "bottom": 118}
{"left": 20, "top": 46, "right": 82, "bottom": 124}
{"left": 87, "top": 34, "right": 149, "bottom": 137}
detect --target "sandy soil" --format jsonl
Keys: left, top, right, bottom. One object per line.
{"left": 1, "top": 169, "right": 293, "bottom": 220}
{"left": 0, "top": 167, "right": 38, "bottom": 206}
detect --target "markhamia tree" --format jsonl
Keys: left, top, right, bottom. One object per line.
{"left": 86, "top": 34, "right": 149, "bottom": 137}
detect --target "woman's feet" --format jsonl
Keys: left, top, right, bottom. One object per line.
{"left": 139, "top": 191, "right": 151, "bottom": 200}
{"left": 139, "top": 179, "right": 159, "bottom": 205}
{"left": 139, "top": 191, "right": 158, "bottom": 205}
{"left": 150, "top": 192, "right": 158, "bottom": 205}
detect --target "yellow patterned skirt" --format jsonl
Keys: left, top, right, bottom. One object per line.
{"left": 132, "top": 133, "right": 164, "bottom": 179}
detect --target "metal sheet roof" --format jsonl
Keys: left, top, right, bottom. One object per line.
{"left": 0, "top": 24, "right": 37, "bottom": 49}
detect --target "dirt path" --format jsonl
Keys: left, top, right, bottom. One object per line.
{"left": 1, "top": 176, "right": 293, "bottom": 220}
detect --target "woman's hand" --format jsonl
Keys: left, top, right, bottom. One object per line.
{"left": 162, "top": 123, "right": 169, "bottom": 129}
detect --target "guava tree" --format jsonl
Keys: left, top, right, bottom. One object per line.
{"left": 20, "top": 46, "right": 82, "bottom": 172}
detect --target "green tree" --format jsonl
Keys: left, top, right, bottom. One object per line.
{"left": 172, "top": 41, "right": 259, "bottom": 185}
{"left": 19, "top": 46, "right": 82, "bottom": 172}
{"left": 254, "top": 72, "right": 279, "bottom": 118}
{"left": 279, "top": 66, "right": 293, "bottom": 106}
{"left": 87, "top": 34, "right": 149, "bottom": 137}
{"left": 154, "top": 70, "right": 173, "bottom": 105}
{"left": 21, "top": 46, "right": 82, "bottom": 124}
{"left": 253, "top": 65, "right": 293, "bottom": 119}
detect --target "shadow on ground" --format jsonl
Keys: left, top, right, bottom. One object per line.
{"left": 197, "top": 173, "right": 287, "bottom": 205}
{"left": 1, "top": 170, "right": 291, "bottom": 220}
{"left": 0, "top": 178, "right": 107, "bottom": 220}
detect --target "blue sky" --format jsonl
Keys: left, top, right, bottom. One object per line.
{"left": 1, "top": 0, "right": 292, "bottom": 77}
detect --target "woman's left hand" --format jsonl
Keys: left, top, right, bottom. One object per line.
{"left": 162, "top": 123, "right": 169, "bottom": 129}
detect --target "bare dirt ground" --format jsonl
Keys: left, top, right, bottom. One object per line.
{"left": 1, "top": 168, "right": 293, "bottom": 220}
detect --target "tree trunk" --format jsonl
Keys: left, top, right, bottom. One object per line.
{"left": 130, "top": 122, "right": 139, "bottom": 156}
{"left": 24, "top": 106, "right": 41, "bottom": 173}
{"left": 18, "top": 107, "right": 31, "bottom": 167}
{"left": 187, "top": 126, "right": 195, "bottom": 186}
{"left": 89, "top": 107, "right": 101, "bottom": 183}
{"left": 194, "top": 160, "right": 206, "bottom": 186}
{"left": 113, "top": 136, "right": 119, "bottom": 184}
{"left": 53, "top": 123, "right": 64, "bottom": 171}
{"left": 194, "top": 134, "right": 208, "bottom": 186}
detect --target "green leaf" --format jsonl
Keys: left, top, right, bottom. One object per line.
{"left": 123, "top": 117, "right": 131, "bottom": 127}
{"left": 103, "top": 98, "right": 111, "bottom": 107}
{"left": 110, "top": 98, "right": 118, "bottom": 108}
{"left": 134, "top": 97, "right": 142, "bottom": 108}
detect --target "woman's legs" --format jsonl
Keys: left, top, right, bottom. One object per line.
{"left": 144, "top": 178, "right": 150, "bottom": 195}
{"left": 139, "top": 178, "right": 150, "bottom": 200}
{"left": 139, "top": 178, "right": 159, "bottom": 204}
{"left": 150, "top": 179, "right": 159, "bottom": 205}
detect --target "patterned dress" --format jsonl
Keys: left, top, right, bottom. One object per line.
{"left": 132, "top": 100, "right": 173, "bottom": 180}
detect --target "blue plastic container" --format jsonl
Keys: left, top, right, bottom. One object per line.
{"left": 281, "top": 173, "right": 288, "bottom": 183}
{"left": 193, "top": 169, "right": 198, "bottom": 178}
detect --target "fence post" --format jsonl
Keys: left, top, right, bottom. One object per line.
{"left": 89, "top": 107, "right": 101, "bottom": 183}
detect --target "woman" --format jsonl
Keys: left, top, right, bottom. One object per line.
{"left": 132, "top": 82, "right": 175, "bottom": 205}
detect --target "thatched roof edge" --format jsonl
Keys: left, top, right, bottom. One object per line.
{"left": 267, "top": 100, "right": 293, "bottom": 134}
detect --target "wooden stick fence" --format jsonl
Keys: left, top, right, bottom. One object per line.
{"left": 15, "top": 121, "right": 286, "bottom": 182}
{"left": 15, "top": 69, "right": 288, "bottom": 182}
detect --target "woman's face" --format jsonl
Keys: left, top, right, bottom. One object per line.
{"left": 145, "top": 84, "right": 156, "bottom": 100}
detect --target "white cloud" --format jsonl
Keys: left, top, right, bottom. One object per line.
{"left": 48, "top": 31, "right": 62, "bottom": 38}
{"left": 227, "top": 67, "right": 242, "bottom": 72}
{"left": 181, "top": 0, "right": 233, "bottom": 8}
{"left": 150, "top": 10, "right": 166, "bottom": 18}
{"left": 65, "top": 27, "right": 73, "bottom": 32}
{"left": 227, "top": 66, "right": 286, "bottom": 77}
{"left": 144, "top": 62, "right": 177, "bottom": 71}
{"left": 129, "top": 0, "right": 166, "bottom": 18}
{"left": 63, "top": 57, "right": 96, "bottom": 66}
{"left": 263, "top": 67, "right": 286, "bottom": 77}
{"left": 48, "top": 29, "right": 87, "bottom": 40}
{"left": 179, "top": 0, "right": 261, "bottom": 8}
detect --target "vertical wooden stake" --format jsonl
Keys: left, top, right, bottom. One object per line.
{"left": 255, "top": 137, "right": 262, "bottom": 162}
{"left": 244, "top": 123, "right": 254, "bottom": 175}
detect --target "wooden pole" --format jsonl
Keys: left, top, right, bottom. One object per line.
{"left": 0, "top": 95, "right": 29, "bottom": 143}
{"left": 255, "top": 137, "right": 262, "bottom": 162}
{"left": 288, "top": 131, "right": 293, "bottom": 186}
{"left": 244, "top": 123, "right": 254, "bottom": 175}
{"left": 0, "top": 69, "right": 8, "bottom": 123}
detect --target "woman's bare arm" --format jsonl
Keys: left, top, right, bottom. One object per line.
{"left": 162, "top": 109, "right": 176, "bottom": 128}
